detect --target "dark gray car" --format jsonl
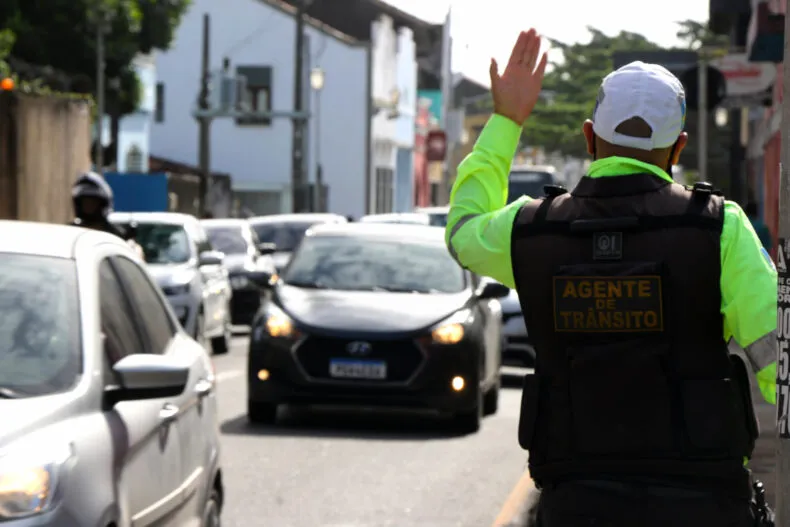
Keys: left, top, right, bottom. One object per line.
{"left": 0, "top": 221, "right": 223, "bottom": 527}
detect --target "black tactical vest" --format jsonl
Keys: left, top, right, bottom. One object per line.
{"left": 513, "top": 173, "right": 758, "bottom": 498}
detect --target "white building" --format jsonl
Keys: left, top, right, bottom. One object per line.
{"left": 151, "top": 0, "right": 370, "bottom": 217}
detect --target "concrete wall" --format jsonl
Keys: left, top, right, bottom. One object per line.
{"left": 0, "top": 93, "right": 91, "bottom": 223}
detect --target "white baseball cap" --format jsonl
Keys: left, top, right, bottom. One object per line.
{"left": 592, "top": 61, "right": 687, "bottom": 151}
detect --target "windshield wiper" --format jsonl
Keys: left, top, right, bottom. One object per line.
{"left": 372, "top": 286, "right": 439, "bottom": 294}
{"left": 284, "top": 280, "right": 328, "bottom": 289}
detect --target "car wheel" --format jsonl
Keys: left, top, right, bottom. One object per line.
{"left": 248, "top": 400, "right": 278, "bottom": 425}
{"left": 211, "top": 316, "right": 232, "bottom": 355}
{"left": 202, "top": 487, "right": 222, "bottom": 527}
{"left": 452, "top": 386, "right": 482, "bottom": 434}
{"left": 483, "top": 380, "right": 500, "bottom": 416}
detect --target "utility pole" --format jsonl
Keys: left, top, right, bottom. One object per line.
{"left": 291, "top": 0, "right": 311, "bottom": 213}
{"left": 697, "top": 55, "right": 708, "bottom": 183}
{"left": 95, "top": 3, "right": 107, "bottom": 173}
{"left": 775, "top": 1, "right": 790, "bottom": 522}
{"left": 197, "top": 13, "right": 211, "bottom": 218}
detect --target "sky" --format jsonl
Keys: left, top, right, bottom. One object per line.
{"left": 384, "top": 0, "right": 710, "bottom": 86}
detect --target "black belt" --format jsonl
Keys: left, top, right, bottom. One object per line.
{"left": 551, "top": 479, "right": 721, "bottom": 499}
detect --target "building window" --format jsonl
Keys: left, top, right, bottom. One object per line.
{"left": 236, "top": 65, "right": 273, "bottom": 126}
{"left": 375, "top": 167, "right": 394, "bottom": 213}
{"left": 154, "top": 82, "right": 165, "bottom": 123}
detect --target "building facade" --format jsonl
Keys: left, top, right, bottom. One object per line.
{"left": 116, "top": 54, "right": 157, "bottom": 174}
{"left": 150, "top": 0, "right": 370, "bottom": 217}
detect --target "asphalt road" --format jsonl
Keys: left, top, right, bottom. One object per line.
{"left": 212, "top": 335, "right": 532, "bottom": 527}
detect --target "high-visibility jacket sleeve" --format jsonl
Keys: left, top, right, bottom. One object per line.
{"left": 720, "top": 200, "right": 778, "bottom": 404}
{"left": 445, "top": 114, "right": 531, "bottom": 289}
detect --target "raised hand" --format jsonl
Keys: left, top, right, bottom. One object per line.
{"left": 489, "top": 29, "right": 548, "bottom": 126}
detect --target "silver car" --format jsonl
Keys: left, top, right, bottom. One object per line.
{"left": 110, "top": 212, "right": 233, "bottom": 355}
{"left": 0, "top": 221, "right": 223, "bottom": 526}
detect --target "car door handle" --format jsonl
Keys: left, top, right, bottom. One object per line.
{"left": 194, "top": 378, "right": 213, "bottom": 398}
{"left": 159, "top": 403, "right": 179, "bottom": 424}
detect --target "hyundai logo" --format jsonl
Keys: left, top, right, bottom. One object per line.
{"left": 346, "top": 341, "right": 372, "bottom": 356}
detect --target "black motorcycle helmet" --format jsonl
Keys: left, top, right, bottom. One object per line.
{"left": 71, "top": 171, "right": 114, "bottom": 221}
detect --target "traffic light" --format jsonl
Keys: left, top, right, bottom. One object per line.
{"left": 679, "top": 65, "right": 727, "bottom": 111}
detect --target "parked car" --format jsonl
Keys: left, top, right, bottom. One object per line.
{"left": 0, "top": 221, "right": 223, "bottom": 526}
{"left": 415, "top": 206, "right": 449, "bottom": 227}
{"left": 246, "top": 222, "right": 508, "bottom": 433}
{"left": 110, "top": 212, "right": 233, "bottom": 354}
{"left": 495, "top": 285, "right": 534, "bottom": 368}
{"left": 201, "top": 218, "right": 277, "bottom": 326}
{"left": 359, "top": 212, "right": 432, "bottom": 225}
{"left": 248, "top": 213, "right": 347, "bottom": 272}
{"left": 507, "top": 165, "right": 558, "bottom": 203}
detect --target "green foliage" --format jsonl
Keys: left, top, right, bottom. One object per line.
{"left": 0, "top": 0, "right": 190, "bottom": 115}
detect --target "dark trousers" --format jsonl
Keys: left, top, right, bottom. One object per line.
{"left": 533, "top": 480, "right": 755, "bottom": 527}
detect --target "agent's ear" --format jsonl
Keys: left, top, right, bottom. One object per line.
{"left": 582, "top": 120, "right": 595, "bottom": 156}
{"left": 671, "top": 133, "right": 688, "bottom": 165}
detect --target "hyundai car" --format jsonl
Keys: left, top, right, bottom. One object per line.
{"left": 246, "top": 223, "right": 509, "bottom": 433}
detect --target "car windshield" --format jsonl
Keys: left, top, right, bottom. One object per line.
{"left": 507, "top": 171, "right": 555, "bottom": 203}
{"left": 0, "top": 254, "right": 80, "bottom": 397}
{"left": 116, "top": 222, "right": 192, "bottom": 264}
{"left": 282, "top": 235, "right": 465, "bottom": 293}
{"left": 252, "top": 221, "right": 316, "bottom": 252}
{"left": 205, "top": 225, "right": 249, "bottom": 255}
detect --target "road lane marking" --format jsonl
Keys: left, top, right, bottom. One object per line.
{"left": 490, "top": 468, "right": 535, "bottom": 527}
{"left": 216, "top": 370, "right": 242, "bottom": 383}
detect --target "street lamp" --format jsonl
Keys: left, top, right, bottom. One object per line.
{"left": 310, "top": 66, "right": 325, "bottom": 212}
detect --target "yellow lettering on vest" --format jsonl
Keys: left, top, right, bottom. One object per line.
{"left": 553, "top": 275, "right": 663, "bottom": 332}
{"left": 562, "top": 281, "right": 577, "bottom": 298}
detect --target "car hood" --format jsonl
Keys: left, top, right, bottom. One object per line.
{"left": 272, "top": 252, "right": 292, "bottom": 271}
{"left": 146, "top": 263, "right": 196, "bottom": 288}
{"left": 0, "top": 393, "right": 80, "bottom": 449}
{"left": 499, "top": 288, "right": 522, "bottom": 314}
{"left": 276, "top": 285, "right": 468, "bottom": 333}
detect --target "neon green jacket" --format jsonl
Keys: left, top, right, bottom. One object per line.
{"left": 446, "top": 114, "right": 778, "bottom": 405}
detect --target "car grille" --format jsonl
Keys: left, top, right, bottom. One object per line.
{"left": 294, "top": 336, "right": 425, "bottom": 383}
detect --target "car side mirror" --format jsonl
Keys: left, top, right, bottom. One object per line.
{"left": 105, "top": 354, "right": 189, "bottom": 406}
{"left": 199, "top": 250, "right": 224, "bottom": 267}
{"left": 478, "top": 281, "right": 510, "bottom": 300}
{"left": 258, "top": 242, "right": 277, "bottom": 255}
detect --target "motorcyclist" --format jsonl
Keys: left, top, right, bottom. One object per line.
{"left": 70, "top": 171, "right": 144, "bottom": 258}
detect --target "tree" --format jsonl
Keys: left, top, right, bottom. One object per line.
{"left": 675, "top": 19, "right": 730, "bottom": 50}
{"left": 0, "top": 0, "right": 191, "bottom": 163}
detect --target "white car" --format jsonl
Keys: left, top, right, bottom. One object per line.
{"left": 0, "top": 221, "right": 223, "bottom": 526}
{"left": 359, "top": 212, "right": 432, "bottom": 225}
{"left": 110, "top": 212, "right": 233, "bottom": 355}
{"left": 415, "top": 206, "right": 449, "bottom": 227}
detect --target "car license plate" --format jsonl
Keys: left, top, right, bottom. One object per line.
{"left": 329, "top": 359, "right": 387, "bottom": 380}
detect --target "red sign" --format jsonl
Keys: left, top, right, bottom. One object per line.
{"left": 426, "top": 130, "right": 447, "bottom": 162}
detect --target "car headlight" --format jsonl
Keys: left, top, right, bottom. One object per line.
{"left": 264, "top": 306, "right": 296, "bottom": 338}
{"left": 163, "top": 283, "right": 190, "bottom": 296}
{"left": 431, "top": 309, "right": 471, "bottom": 345}
{"left": 0, "top": 441, "right": 73, "bottom": 519}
